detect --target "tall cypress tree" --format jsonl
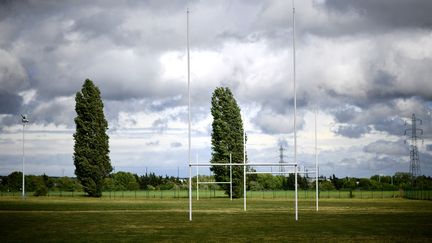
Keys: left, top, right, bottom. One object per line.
{"left": 73, "top": 79, "right": 112, "bottom": 197}
{"left": 210, "top": 87, "right": 246, "bottom": 198}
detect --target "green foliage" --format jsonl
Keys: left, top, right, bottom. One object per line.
{"left": 73, "top": 79, "right": 112, "bottom": 197}
{"left": 112, "top": 171, "right": 139, "bottom": 191}
{"left": 256, "top": 174, "right": 284, "bottom": 190}
{"left": 56, "top": 177, "right": 82, "bottom": 192}
{"left": 210, "top": 87, "right": 246, "bottom": 198}
{"left": 320, "top": 180, "right": 335, "bottom": 190}
{"left": 26, "top": 175, "right": 45, "bottom": 192}
{"left": 33, "top": 185, "right": 48, "bottom": 196}
{"left": 4, "top": 171, "right": 22, "bottom": 192}
{"left": 138, "top": 173, "right": 182, "bottom": 190}
{"left": 248, "top": 181, "right": 263, "bottom": 191}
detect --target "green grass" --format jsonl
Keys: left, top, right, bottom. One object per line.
{"left": 0, "top": 196, "right": 431, "bottom": 242}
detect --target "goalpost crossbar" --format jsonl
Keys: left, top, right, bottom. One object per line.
{"left": 190, "top": 162, "right": 297, "bottom": 167}
{"left": 246, "top": 171, "right": 317, "bottom": 175}
{"left": 198, "top": 181, "right": 231, "bottom": 184}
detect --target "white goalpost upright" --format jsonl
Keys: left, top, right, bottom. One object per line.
{"left": 292, "top": 0, "right": 298, "bottom": 222}
{"left": 187, "top": 8, "right": 192, "bottom": 221}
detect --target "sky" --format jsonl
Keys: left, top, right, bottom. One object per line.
{"left": 0, "top": 0, "right": 432, "bottom": 178}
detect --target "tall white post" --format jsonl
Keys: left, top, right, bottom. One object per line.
{"left": 243, "top": 123, "right": 246, "bottom": 211}
{"left": 187, "top": 8, "right": 192, "bottom": 221}
{"left": 230, "top": 153, "right": 232, "bottom": 201}
{"left": 196, "top": 154, "right": 199, "bottom": 200}
{"left": 315, "top": 108, "right": 319, "bottom": 211}
{"left": 22, "top": 123, "right": 26, "bottom": 199}
{"left": 292, "top": 0, "right": 298, "bottom": 221}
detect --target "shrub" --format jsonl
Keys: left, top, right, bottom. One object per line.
{"left": 33, "top": 186, "right": 48, "bottom": 196}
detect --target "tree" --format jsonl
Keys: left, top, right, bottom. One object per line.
{"left": 5, "top": 171, "right": 22, "bottom": 192}
{"left": 210, "top": 87, "right": 246, "bottom": 198}
{"left": 320, "top": 180, "right": 335, "bottom": 191}
{"left": 73, "top": 79, "right": 112, "bottom": 197}
{"left": 112, "top": 171, "right": 139, "bottom": 191}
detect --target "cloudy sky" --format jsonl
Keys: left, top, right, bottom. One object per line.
{"left": 0, "top": 0, "right": 431, "bottom": 178}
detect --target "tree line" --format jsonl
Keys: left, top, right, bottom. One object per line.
{"left": 2, "top": 171, "right": 431, "bottom": 195}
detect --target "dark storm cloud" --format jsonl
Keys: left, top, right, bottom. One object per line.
{"left": 325, "top": 0, "right": 432, "bottom": 30}
{"left": 0, "top": 90, "right": 22, "bottom": 114}
{"left": 374, "top": 117, "right": 406, "bottom": 136}
{"left": 329, "top": 95, "right": 432, "bottom": 139}
{"left": 334, "top": 124, "right": 371, "bottom": 138}
{"left": 363, "top": 139, "right": 409, "bottom": 156}
{"left": 333, "top": 106, "right": 357, "bottom": 123}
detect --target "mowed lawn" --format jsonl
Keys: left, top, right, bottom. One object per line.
{"left": 0, "top": 196, "right": 431, "bottom": 242}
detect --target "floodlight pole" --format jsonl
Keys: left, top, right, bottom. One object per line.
{"left": 187, "top": 8, "right": 192, "bottom": 222}
{"left": 292, "top": 0, "right": 298, "bottom": 221}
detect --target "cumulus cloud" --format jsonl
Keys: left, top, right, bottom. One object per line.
{"left": 254, "top": 106, "right": 305, "bottom": 134}
{"left": 363, "top": 139, "right": 409, "bottom": 156}
{"left": 334, "top": 124, "right": 371, "bottom": 139}
{"left": 0, "top": 0, "right": 431, "bottom": 177}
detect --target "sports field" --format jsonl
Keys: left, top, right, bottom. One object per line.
{"left": 0, "top": 196, "right": 431, "bottom": 242}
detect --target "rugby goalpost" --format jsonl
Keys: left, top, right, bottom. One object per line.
{"left": 188, "top": 118, "right": 317, "bottom": 221}
{"left": 186, "top": 0, "right": 316, "bottom": 222}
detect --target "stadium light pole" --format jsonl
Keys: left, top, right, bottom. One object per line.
{"left": 21, "top": 114, "right": 29, "bottom": 199}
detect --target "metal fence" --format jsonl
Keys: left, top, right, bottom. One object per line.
{"left": 2, "top": 189, "right": 427, "bottom": 199}
{"left": 1, "top": 189, "right": 431, "bottom": 200}
{"left": 403, "top": 190, "right": 432, "bottom": 200}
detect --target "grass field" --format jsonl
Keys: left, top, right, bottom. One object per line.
{"left": 0, "top": 196, "right": 431, "bottom": 242}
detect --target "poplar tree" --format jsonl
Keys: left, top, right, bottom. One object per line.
{"left": 73, "top": 79, "right": 112, "bottom": 197}
{"left": 210, "top": 87, "right": 246, "bottom": 198}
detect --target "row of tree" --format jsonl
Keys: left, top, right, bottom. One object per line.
{"left": 0, "top": 171, "right": 183, "bottom": 193}
{"left": 3, "top": 171, "right": 431, "bottom": 194}
{"left": 323, "top": 173, "right": 432, "bottom": 190}
{"left": 0, "top": 172, "right": 82, "bottom": 195}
